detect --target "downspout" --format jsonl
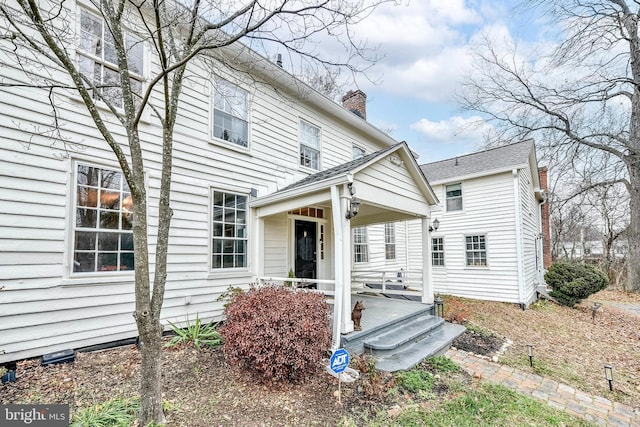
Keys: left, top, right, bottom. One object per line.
{"left": 330, "top": 185, "right": 344, "bottom": 351}
{"left": 513, "top": 169, "right": 526, "bottom": 306}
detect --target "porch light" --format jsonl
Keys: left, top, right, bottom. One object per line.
{"left": 604, "top": 365, "right": 613, "bottom": 391}
{"left": 429, "top": 218, "right": 440, "bottom": 232}
{"left": 345, "top": 183, "right": 361, "bottom": 220}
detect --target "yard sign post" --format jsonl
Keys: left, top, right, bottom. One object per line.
{"left": 330, "top": 348, "right": 349, "bottom": 403}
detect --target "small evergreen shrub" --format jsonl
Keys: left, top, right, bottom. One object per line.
{"left": 545, "top": 262, "right": 608, "bottom": 307}
{"left": 220, "top": 285, "right": 331, "bottom": 384}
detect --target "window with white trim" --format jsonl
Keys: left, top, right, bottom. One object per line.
{"left": 78, "top": 7, "right": 144, "bottom": 107}
{"left": 73, "top": 163, "right": 134, "bottom": 273}
{"left": 212, "top": 190, "right": 248, "bottom": 269}
{"left": 446, "top": 183, "right": 462, "bottom": 211}
{"left": 352, "top": 145, "right": 365, "bottom": 160}
{"left": 299, "top": 119, "right": 320, "bottom": 170}
{"left": 213, "top": 79, "right": 249, "bottom": 147}
{"left": 353, "top": 226, "right": 368, "bottom": 263}
{"left": 465, "top": 235, "right": 487, "bottom": 266}
{"left": 432, "top": 237, "right": 444, "bottom": 266}
{"left": 385, "top": 223, "right": 396, "bottom": 260}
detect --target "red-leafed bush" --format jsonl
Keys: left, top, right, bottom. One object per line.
{"left": 220, "top": 285, "right": 332, "bottom": 384}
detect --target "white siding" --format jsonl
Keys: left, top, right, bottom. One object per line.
{"left": 519, "top": 166, "right": 542, "bottom": 304}
{"left": 0, "top": 4, "right": 394, "bottom": 362}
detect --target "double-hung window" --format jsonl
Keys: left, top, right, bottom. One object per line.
{"left": 385, "top": 223, "right": 396, "bottom": 260}
{"left": 213, "top": 79, "right": 249, "bottom": 147}
{"left": 78, "top": 7, "right": 144, "bottom": 107}
{"left": 446, "top": 183, "right": 462, "bottom": 212}
{"left": 299, "top": 119, "right": 320, "bottom": 170}
{"left": 73, "top": 163, "right": 134, "bottom": 273}
{"left": 465, "top": 235, "right": 487, "bottom": 266}
{"left": 353, "top": 226, "right": 369, "bottom": 263}
{"left": 432, "top": 237, "right": 444, "bottom": 266}
{"left": 212, "top": 190, "right": 248, "bottom": 269}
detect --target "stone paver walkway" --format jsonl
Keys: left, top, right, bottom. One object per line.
{"left": 446, "top": 348, "right": 640, "bottom": 427}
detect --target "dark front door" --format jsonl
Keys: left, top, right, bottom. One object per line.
{"left": 295, "top": 220, "right": 317, "bottom": 282}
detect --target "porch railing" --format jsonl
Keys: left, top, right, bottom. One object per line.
{"left": 258, "top": 268, "right": 423, "bottom": 298}
{"left": 256, "top": 276, "right": 336, "bottom": 296}
{"left": 351, "top": 269, "right": 423, "bottom": 297}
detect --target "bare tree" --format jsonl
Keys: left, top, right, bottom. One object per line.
{"left": 0, "top": 0, "right": 390, "bottom": 424}
{"left": 459, "top": 0, "right": 640, "bottom": 292}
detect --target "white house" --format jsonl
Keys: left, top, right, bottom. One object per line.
{"left": 0, "top": 2, "right": 440, "bottom": 363}
{"left": 356, "top": 141, "right": 550, "bottom": 306}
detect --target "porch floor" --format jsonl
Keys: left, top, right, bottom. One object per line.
{"left": 345, "top": 295, "right": 430, "bottom": 332}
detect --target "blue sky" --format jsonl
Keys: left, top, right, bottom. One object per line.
{"left": 347, "top": 0, "right": 547, "bottom": 164}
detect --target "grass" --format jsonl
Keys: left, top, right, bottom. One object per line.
{"left": 71, "top": 397, "right": 139, "bottom": 427}
{"left": 342, "top": 382, "right": 595, "bottom": 426}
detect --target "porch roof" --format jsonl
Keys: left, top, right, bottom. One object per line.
{"left": 251, "top": 142, "right": 439, "bottom": 224}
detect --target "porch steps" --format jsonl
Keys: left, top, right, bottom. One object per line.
{"left": 340, "top": 307, "right": 466, "bottom": 372}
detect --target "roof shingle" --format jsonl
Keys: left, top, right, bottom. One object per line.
{"left": 421, "top": 140, "right": 534, "bottom": 183}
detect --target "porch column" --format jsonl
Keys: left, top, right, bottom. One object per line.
{"left": 422, "top": 217, "right": 434, "bottom": 304}
{"left": 252, "top": 209, "right": 264, "bottom": 279}
{"left": 340, "top": 183, "right": 354, "bottom": 334}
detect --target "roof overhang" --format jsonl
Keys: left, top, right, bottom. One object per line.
{"left": 251, "top": 143, "right": 438, "bottom": 223}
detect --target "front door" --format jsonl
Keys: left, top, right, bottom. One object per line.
{"left": 295, "top": 220, "right": 317, "bottom": 283}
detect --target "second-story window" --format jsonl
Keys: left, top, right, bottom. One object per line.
{"left": 353, "top": 145, "right": 365, "bottom": 160}
{"left": 78, "top": 7, "right": 144, "bottom": 108}
{"left": 299, "top": 119, "right": 320, "bottom": 170}
{"left": 213, "top": 79, "right": 249, "bottom": 148}
{"left": 446, "top": 183, "right": 463, "bottom": 212}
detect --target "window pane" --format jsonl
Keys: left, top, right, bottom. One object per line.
{"left": 80, "top": 10, "right": 102, "bottom": 56}
{"left": 78, "top": 164, "right": 100, "bottom": 186}
{"left": 121, "top": 233, "right": 134, "bottom": 250}
{"left": 212, "top": 254, "right": 222, "bottom": 268}
{"left": 126, "top": 34, "right": 144, "bottom": 75}
{"left": 76, "top": 208, "right": 97, "bottom": 228}
{"left": 75, "top": 231, "right": 96, "bottom": 250}
{"left": 74, "top": 252, "right": 95, "bottom": 272}
{"left": 100, "top": 211, "right": 120, "bottom": 229}
{"left": 120, "top": 252, "right": 134, "bottom": 270}
{"left": 98, "top": 253, "right": 118, "bottom": 271}
{"left": 100, "top": 190, "right": 120, "bottom": 209}
{"left": 98, "top": 232, "right": 119, "bottom": 251}
{"left": 223, "top": 255, "right": 234, "bottom": 268}
{"left": 213, "top": 206, "right": 223, "bottom": 221}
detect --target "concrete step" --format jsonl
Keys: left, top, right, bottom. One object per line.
{"left": 374, "top": 322, "right": 467, "bottom": 372}
{"left": 341, "top": 307, "right": 433, "bottom": 354}
{"left": 364, "top": 315, "right": 444, "bottom": 355}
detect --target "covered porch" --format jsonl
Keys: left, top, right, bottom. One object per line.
{"left": 250, "top": 142, "right": 439, "bottom": 350}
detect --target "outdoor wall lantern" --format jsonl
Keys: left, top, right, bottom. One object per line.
{"left": 604, "top": 364, "right": 614, "bottom": 391}
{"left": 345, "top": 183, "right": 361, "bottom": 220}
{"left": 429, "top": 218, "right": 440, "bottom": 232}
{"left": 434, "top": 293, "right": 444, "bottom": 318}
{"left": 527, "top": 344, "right": 534, "bottom": 367}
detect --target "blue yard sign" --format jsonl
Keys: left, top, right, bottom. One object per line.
{"left": 330, "top": 348, "right": 349, "bottom": 374}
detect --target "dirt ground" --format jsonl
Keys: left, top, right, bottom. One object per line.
{"left": 1, "top": 288, "right": 638, "bottom": 425}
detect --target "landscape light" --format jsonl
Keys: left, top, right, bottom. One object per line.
{"left": 527, "top": 344, "right": 534, "bottom": 367}
{"left": 604, "top": 365, "right": 613, "bottom": 391}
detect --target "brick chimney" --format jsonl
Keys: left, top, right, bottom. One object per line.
{"left": 342, "top": 90, "right": 366, "bottom": 120}
{"left": 539, "top": 166, "right": 552, "bottom": 269}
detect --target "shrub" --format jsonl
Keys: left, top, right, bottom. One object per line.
{"left": 395, "top": 368, "right": 434, "bottom": 394}
{"left": 219, "top": 285, "right": 331, "bottom": 384}
{"left": 545, "top": 262, "right": 608, "bottom": 307}
{"left": 443, "top": 297, "right": 470, "bottom": 324}
{"left": 165, "top": 314, "right": 222, "bottom": 350}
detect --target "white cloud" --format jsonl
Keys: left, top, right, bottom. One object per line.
{"left": 410, "top": 115, "right": 493, "bottom": 143}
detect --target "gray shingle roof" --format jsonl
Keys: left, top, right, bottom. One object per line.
{"left": 277, "top": 143, "right": 402, "bottom": 192}
{"left": 421, "top": 140, "right": 534, "bottom": 183}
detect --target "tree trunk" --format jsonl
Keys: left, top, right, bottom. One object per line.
{"left": 138, "top": 316, "right": 165, "bottom": 424}
{"left": 627, "top": 163, "right": 640, "bottom": 291}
